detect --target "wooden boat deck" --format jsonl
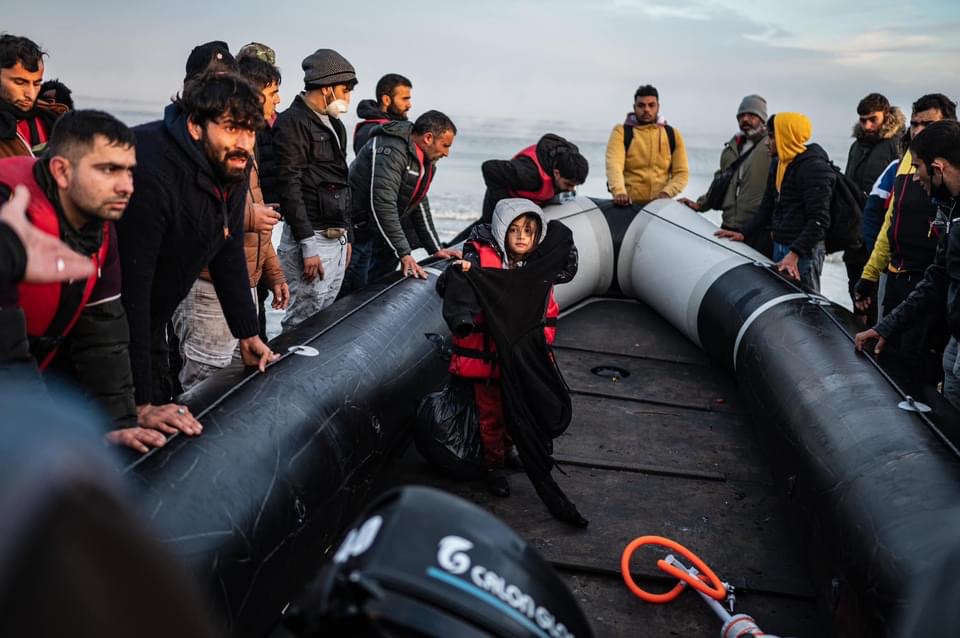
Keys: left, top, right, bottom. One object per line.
{"left": 380, "top": 297, "right": 827, "bottom": 636}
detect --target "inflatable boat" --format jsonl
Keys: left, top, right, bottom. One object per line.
{"left": 123, "top": 197, "right": 960, "bottom": 637}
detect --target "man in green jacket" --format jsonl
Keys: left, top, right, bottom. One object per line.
{"left": 680, "top": 94, "right": 772, "bottom": 256}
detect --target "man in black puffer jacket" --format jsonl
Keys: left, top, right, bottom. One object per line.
{"left": 343, "top": 110, "right": 461, "bottom": 292}
{"left": 117, "top": 72, "right": 275, "bottom": 409}
{"left": 718, "top": 112, "right": 835, "bottom": 292}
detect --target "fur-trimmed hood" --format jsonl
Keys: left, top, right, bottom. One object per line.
{"left": 852, "top": 106, "right": 906, "bottom": 142}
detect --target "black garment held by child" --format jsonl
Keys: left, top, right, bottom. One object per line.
{"left": 442, "top": 220, "right": 588, "bottom": 527}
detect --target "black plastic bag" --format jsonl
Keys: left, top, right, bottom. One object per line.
{"left": 414, "top": 377, "right": 484, "bottom": 479}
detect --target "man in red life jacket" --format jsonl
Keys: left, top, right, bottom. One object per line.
{"left": 0, "top": 110, "right": 202, "bottom": 453}
{"left": 353, "top": 73, "right": 412, "bottom": 155}
{"left": 480, "top": 133, "right": 589, "bottom": 224}
{"left": 0, "top": 35, "right": 66, "bottom": 159}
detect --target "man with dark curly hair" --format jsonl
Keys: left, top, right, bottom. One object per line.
{"left": 116, "top": 71, "right": 276, "bottom": 413}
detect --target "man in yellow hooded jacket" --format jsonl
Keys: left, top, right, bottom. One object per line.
{"left": 717, "top": 112, "right": 836, "bottom": 292}
{"left": 605, "top": 85, "right": 689, "bottom": 206}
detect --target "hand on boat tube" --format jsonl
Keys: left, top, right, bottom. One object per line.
{"left": 714, "top": 229, "right": 744, "bottom": 242}
{"left": 434, "top": 248, "right": 462, "bottom": 260}
{"left": 775, "top": 251, "right": 800, "bottom": 281}
{"left": 452, "top": 259, "right": 471, "bottom": 272}
{"left": 613, "top": 192, "right": 632, "bottom": 207}
{"left": 400, "top": 254, "right": 427, "bottom": 279}
{"left": 678, "top": 197, "right": 700, "bottom": 211}
{"left": 854, "top": 328, "right": 886, "bottom": 355}
{"left": 105, "top": 426, "right": 168, "bottom": 453}
{"left": 240, "top": 335, "right": 278, "bottom": 372}
{"left": 137, "top": 402, "right": 203, "bottom": 435}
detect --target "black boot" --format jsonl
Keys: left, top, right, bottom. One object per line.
{"left": 485, "top": 468, "right": 510, "bottom": 497}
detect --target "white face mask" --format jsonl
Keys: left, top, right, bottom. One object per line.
{"left": 324, "top": 89, "right": 349, "bottom": 118}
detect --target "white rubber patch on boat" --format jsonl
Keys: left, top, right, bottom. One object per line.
{"left": 732, "top": 293, "right": 809, "bottom": 370}
{"left": 288, "top": 345, "right": 319, "bottom": 357}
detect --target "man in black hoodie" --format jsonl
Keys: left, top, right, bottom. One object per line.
{"left": 353, "top": 73, "right": 412, "bottom": 156}
{"left": 116, "top": 72, "right": 275, "bottom": 411}
{"left": 718, "top": 112, "right": 835, "bottom": 292}
{"left": 480, "top": 134, "right": 589, "bottom": 224}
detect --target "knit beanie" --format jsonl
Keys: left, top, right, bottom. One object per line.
{"left": 302, "top": 49, "right": 356, "bottom": 87}
{"left": 737, "top": 94, "right": 768, "bottom": 122}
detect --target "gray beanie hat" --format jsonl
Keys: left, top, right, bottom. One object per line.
{"left": 302, "top": 49, "right": 356, "bottom": 87}
{"left": 737, "top": 94, "right": 768, "bottom": 121}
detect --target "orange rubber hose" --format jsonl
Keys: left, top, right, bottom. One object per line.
{"left": 620, "top": 535, "right": 727, "bottom": 603}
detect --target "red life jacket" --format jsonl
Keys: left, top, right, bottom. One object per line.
{"left": 409, "top": 142, "right": 435, "bottom": 209}
{"left": 448, "top": 241, "right": 559, "bottom": 380}
{"left": 4, "top": 157, "right": 110, "bottom": 371}
{"left": 507, "top": 145, "right": 555, "bottom": 204}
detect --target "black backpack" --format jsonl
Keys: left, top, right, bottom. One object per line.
{"left": 825, "top": 163, "right": 866, "bottom": 254}
{"left": 623, "top": 124, "right": 676, "bottom": 155}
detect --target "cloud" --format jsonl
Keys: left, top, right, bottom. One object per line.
{"left": 610, "top": 0, "right": 711, "bottom": 20}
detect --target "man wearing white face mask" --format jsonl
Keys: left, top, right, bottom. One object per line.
{"left": 274, "top": 49, "right": 358, "bottom": 330}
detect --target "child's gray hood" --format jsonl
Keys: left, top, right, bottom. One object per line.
{"left": 490, "top": 198, "right": 547, "bottom": 263}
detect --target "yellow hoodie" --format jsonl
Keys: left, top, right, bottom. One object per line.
{"left": 774, "top": 113, "right": 813, "bottom": 191}
{"left": 605, "top": 123, "right": 689, "bottom": 202}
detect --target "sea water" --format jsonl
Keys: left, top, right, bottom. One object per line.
{"left": 103, "top": 102, "right": 853, "bottom": 339}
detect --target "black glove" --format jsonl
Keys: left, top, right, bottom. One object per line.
{"left": 853, "top": 278, "right": 878, "bottom": 310}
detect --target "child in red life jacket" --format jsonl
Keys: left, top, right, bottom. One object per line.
{"left": 438, "top": 198, "right": 578, "bottom": 497}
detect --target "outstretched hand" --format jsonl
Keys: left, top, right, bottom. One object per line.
{"left": 854, "top": 328, "right": 886, "bottom": 355}
{"left": 1, "top": 185, "right": 95, "bottom": 283}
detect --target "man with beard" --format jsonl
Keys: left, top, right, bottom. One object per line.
{"left": 605, "top": 84, "right": 689, "bottom": 206}
{"left": 680, "top": 95, "right": 772, "bottom": 256}
{"left": 274, "top": 49, "right": 358, "bottom": 329}
{"left": 0, "top": 110, "right": 195, "bottom": 452}
{"left": 856, "top": 120, "right": 960, "bottom": 410}
{"left": 846, "top": 93, "right": 906, "bottom": 196}
{"left": 0, "top": 35, "right": 66, "bottom": 158}
{"left": 353, "top": 73, "right": 412, "bottom": 155}
{"left": 344, "top": 110, "right": 461, "bottom": 291}
{"left": 116, "top": 72, "right": 275, "bottom": 412}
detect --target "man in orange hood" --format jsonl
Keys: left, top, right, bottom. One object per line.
{"left": 717, "top": 112, "right": 836, "bottom": 292}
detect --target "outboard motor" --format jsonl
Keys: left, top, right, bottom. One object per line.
{"left": 277, "top": 485, "right": 594, "bottom": 638}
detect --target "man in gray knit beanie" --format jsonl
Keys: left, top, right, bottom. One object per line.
{"left": 680, "top": 94, "right": 772, "bottom": 256}
{"left": 273, "top": 48, "right": 360, "bottom": 329}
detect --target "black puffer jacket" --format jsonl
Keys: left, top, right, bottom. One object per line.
{"left": 117, "top": 103, "right": 257, "bottom": 405}
{"left": 745, "top": 144, "right": 835, "bottom": 257}
{"left": 348, "top": 120, "right": 442, "bottom": 258}
{"left": 877, "top": 198, "right": 960, "bottom": 340}
{"left": 255, "top": 125, "right": 280, "bottom": 206}
{"left": 845, "top": 107, "right": 905, "bottom": 195}
{"left": 273, "top": 94, "right": 351, "bottom": 242}
{"left": 480, "top": 134, "right": 580, "bottom": 223}
{"left": 353, "top": 99, "right": 405, "bottom": 156}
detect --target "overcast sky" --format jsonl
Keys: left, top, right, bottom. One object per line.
{"left": 7, "top": 0, "right": 960, "bottom": 144}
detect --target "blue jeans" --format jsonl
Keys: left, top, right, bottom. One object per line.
{"left": 773, "top": 240, "right": 825, "bottom": 293}
{"left": 341, "top": 236, "right": 399, "bottom": 295}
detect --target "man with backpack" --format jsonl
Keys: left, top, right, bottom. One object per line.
{"left": 605, "top": 84, "right": 689, "bottom": 207}
{"left": 716, "top": 112, "right": 836, "bottom": 292}
{"left": 679, "top": 94, "right": 772, "bottom": 256}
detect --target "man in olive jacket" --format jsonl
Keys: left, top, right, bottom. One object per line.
{"left": 343, "top": 110, "right": 460, "bottom": 292}
{"left": 680, "top": 95, "right": 772, "bottom": 257}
